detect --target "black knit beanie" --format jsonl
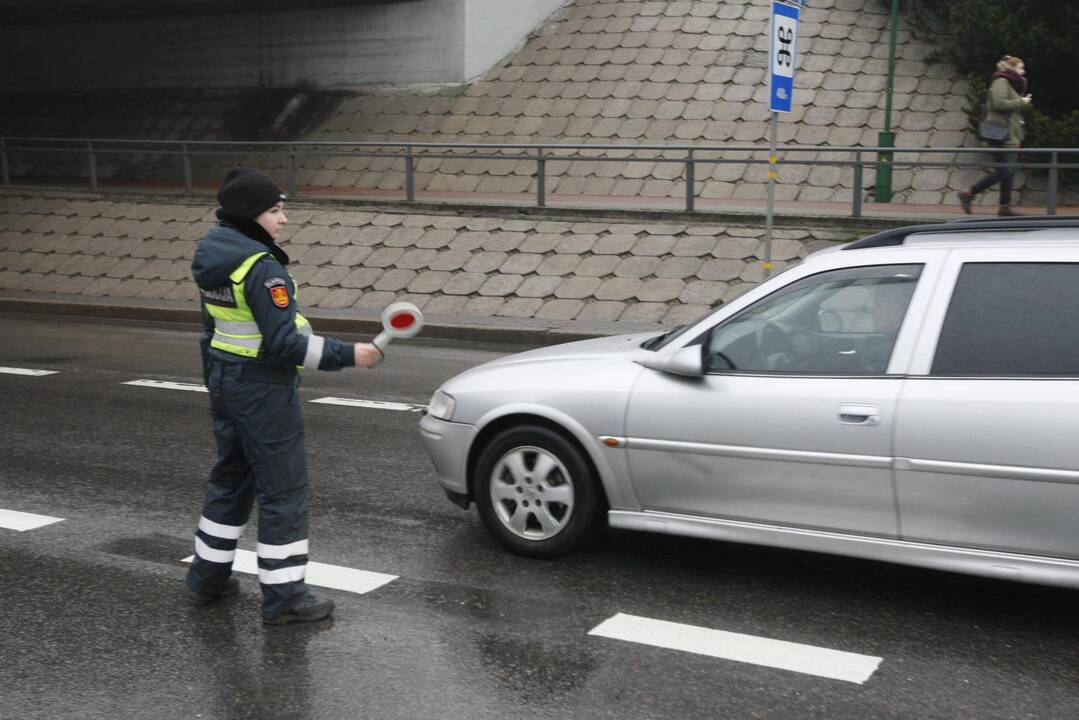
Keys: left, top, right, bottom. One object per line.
{"left": 216, "top": 168, "right": 286, "bottom": 219}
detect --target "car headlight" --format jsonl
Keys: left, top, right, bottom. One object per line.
{"left": 426, "top": 389, "right": 456, "bottom": 420}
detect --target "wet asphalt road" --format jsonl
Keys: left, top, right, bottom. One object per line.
{"left": 1, "top": 312, "right": 1077, "bottom": 720}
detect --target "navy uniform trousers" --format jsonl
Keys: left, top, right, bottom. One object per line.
{"left": 186, "top": 358, "right": 310, "bottom": 619}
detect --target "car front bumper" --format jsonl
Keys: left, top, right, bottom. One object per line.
{"left": 418, "top": 412, "right": 477, "bottom": 506}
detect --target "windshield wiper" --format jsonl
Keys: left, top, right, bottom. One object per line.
{"left": 640, "top": 325, "right": 684, "bottom": 351}
{"left": 640, "top": 331, "right": 669, "bottom": 350}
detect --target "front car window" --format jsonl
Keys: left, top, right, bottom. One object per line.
{"left": 646, "top": 264, "right": 803, "bottom": 352}
{"left": 932, "top": 262, "right": 1079, "bottom": 376}
{"left": 702, "top": 264, "right": 922, "bottom": 375}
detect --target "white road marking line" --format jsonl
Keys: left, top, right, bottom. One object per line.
{"left": 310, "top": 397, "right": 426, "bottom": 412}
{"left": 183, "top": 549, "right": 397, "bottom": 595}
{"left": 589, "top": 613, "right": 882, "bottom": 685}
{"left": 125, "top": 381, "right": 427, "bottom": 413}
{"left": 0, "top": 367, "right": 58, "bottom": 376}
{"left": 0, "top": 508, "right": 64, "bottom": 532}
{"left": 123, "top": 379, "right": 208, "bottom": 392}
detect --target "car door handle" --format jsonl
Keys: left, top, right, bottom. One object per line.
{"left": 838, "top": 404, "right": 880, "bottom": 426}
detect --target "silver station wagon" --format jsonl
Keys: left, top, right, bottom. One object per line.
{"left": 419, "top": 217, "right": 1079, "bottom": 589}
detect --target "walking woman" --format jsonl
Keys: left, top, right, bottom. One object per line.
{"left": 958, "top": 55, "right": 1033, "bottom": 216}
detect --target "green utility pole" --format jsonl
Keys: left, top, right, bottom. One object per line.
{"left": 875, "top": 0, "right": 900, "bottom": 202}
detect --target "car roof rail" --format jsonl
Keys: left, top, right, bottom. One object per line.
{"left": 843, "top": 216, "right": 1079, "bottom": 250}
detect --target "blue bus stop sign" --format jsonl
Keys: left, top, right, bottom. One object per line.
{"left": 769, "top": 1, "right": 800, "bottom": 113}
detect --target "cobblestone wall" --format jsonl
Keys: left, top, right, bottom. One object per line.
{"left": 0, "top": 194, "right": 853, "bottom": 326}
{"left": 300, "top": 0, "right": 1023, "bottom": 206}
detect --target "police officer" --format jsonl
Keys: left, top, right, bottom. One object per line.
{"left": 186, "top": 168, "right": 382, "bottom": 625}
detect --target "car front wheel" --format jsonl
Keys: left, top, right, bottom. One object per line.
{"left": 474, "top": 425, "right": 603, "bottom": 558}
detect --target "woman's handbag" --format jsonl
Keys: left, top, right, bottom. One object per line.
{"left": 978, "top": 96, "right": 1009, "bottom": 142}
{"left": 979, "top": 119, "right": 1009, "bottom": 142}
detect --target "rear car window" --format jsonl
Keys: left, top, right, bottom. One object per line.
{"left": 932, "top": 262, "right": 1079, "bottom": 376}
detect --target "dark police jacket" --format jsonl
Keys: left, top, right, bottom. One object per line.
{"left": 191, "top": 214, "right": 355, "bottom": 380}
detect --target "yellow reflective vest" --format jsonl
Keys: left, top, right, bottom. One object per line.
{"left": 205, "top": 251, "right": 311, "bottom": 358}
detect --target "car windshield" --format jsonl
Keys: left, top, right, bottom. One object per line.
{"left": 644, "top": 264, "right": 802, "bottom": 351}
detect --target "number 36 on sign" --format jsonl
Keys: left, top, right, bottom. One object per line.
{"left": 769, "top": 1, "right": 800, "bottom": 113}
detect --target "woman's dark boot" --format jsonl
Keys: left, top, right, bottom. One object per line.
{"left": 958, "top": 189, "right": 973, "bottom": 214}
{"left": 998, "top": 205, "right": 1023, "bottom": 217}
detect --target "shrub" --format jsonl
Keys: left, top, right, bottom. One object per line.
{"left": 913, "top": 0, "right": 1079, "bottom": 150}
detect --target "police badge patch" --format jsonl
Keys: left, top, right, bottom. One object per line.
{"left": 265, "top": 277, "right": 290, "bottom": 308}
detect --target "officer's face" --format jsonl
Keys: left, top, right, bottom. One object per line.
{"left": 256, "top": 202, "right": 287, "bottom": 241}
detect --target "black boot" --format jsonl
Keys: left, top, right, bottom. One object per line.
{"left": 189, "top": 576, "right": 240, "bottom": 606}
{"left": 263, "top": 592, "right": 335, "bottom": 625}
{"left": 998, "top": 205, "right": 1023, "bottom": 217}
{"left": 958, "top": 189, "right": 973, "bottom": 214}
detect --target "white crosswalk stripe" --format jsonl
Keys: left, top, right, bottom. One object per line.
{"left": 310, "top": 397, "right": 426, "bottom": 412}
{"left": 182, "top": 549, "right": 398, "bottom": 595}
{"left": 122, "top": 380, "right": 426, "bottom": 412}
{"left": 589, "top": 613, "right": 882, "bottom": 684}
{"left": 0, "top": 367, "right": 58, "bottom": 376}
{"left": 0, "top": 508, "right": 64, "bottom": 532}
{"left": 123, "top": 379, "right": 208, "bottom": 392}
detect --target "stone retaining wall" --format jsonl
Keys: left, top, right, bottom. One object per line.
{"left": 0, "top": 193, "right": 853, "bottom": 326}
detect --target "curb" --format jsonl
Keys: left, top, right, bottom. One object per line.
{"left": 2, "top": 293, "right": 656, "bottom": 348}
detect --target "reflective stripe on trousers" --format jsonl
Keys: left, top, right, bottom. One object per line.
{"left": 257, "top": 539, "right": 310, "bottom": 584}
{"left": 193, "top": 515, "right": 246, "bottom": 564}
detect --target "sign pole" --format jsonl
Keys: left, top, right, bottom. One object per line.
{"left": 765, "top": 112, "right": 777, "bottom": 279}
{"left": 875, "top": 0, "right": 900, "bottom": 203}
{"left": 766, "top": 0, "right": 799, "bottom": 280}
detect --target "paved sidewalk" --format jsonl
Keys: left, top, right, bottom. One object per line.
{"left": 257, "top": 185, "right": 1074, "bottom": 220}
{"left": 42, "top": 178, "right": 1070, "bottom": 221}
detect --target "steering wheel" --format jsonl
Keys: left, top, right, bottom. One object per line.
{"left": 753, "top": 321, "right": 797, "bottom": 369}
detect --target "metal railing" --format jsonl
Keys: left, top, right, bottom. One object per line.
{"left": 2, "top": 136, "right": 1077, "bottom": 217}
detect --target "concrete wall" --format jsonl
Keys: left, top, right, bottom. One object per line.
{"left": 0, "top": 0, "right": 566, "bottom": 91}
{"left": 464, "top": 0, "right": 566, "bottom": 81}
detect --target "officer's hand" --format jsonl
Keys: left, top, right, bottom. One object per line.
{"left": 354, "top": 342, "right": 383, "bottom": 368}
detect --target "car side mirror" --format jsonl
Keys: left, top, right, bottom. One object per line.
{"left": 637, "top": 344, "right": 705, "bottom": 377}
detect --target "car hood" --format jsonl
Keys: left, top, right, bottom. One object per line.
{"left": 478, "top": 331, "right": 663, "bottom": 370}
{"left": 439, "top": 330, "right": 664, "bottom": 422}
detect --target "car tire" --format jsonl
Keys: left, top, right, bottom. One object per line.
{"left": 473, "top": 425, "right": 604, "bottom": 558}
